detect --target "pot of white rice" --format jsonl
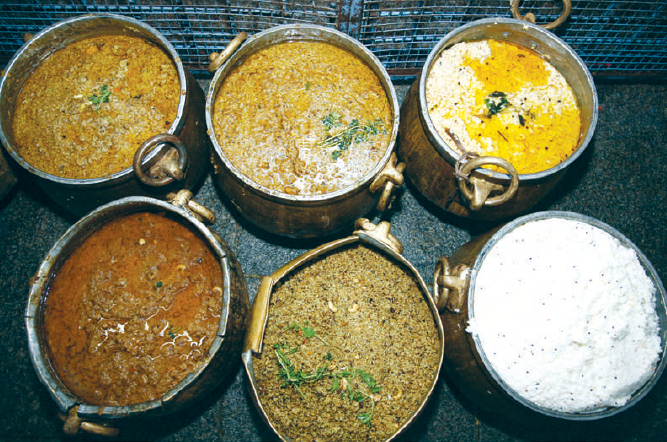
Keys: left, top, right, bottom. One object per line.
{"left": 398, "top": 18, "right": 598, "bottom": 221}
{"left": 433, "top": 211, "right": 667, "bottom": 420}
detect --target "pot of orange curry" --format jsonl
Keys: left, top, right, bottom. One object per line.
{"left": 0, "top": 14, "right": 210, "bottom": 217}
{"left": 25, "top": 191, "right": 249, "bottom": 437}
{"left": 206, "top": 24, "right": 404, "bottom": 238}
{"left": 398, "top": 17, "right": 597, "bottom": 221}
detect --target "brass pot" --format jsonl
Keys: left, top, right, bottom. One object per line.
{"left": 398, "top": 18, "right": 598, "bottom": 221}
{"left": 242, "top": 219, "right": 444, "bottom": 441}
{"left": 433, "top": 211, "right": 667, "bottom": 421}
{"left": 25, "top": 191, "right": 249, "bottom": 436}
{"left": 206, "top": 24, "right": 403, "bottom": 238}
{"left": 0, "top": 14, "right": 210, "bottom": 217}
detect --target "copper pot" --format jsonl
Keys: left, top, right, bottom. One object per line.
{"left": 398, "top": 18, "right": 598, "bottom": 221}
{"left": 433, "top": 211, "right": 667, "bottom": 421}
{"left": 25, "top": 191, "right": 249, "bottom": 436}
{"left": 206, "top": 24, "right": 404, "bottom": 238}
{"left": 0, "top": 14, "right": 210, "bottom": 217}
{"left": 242, "top": 219, "right": 444, "bottom": 441}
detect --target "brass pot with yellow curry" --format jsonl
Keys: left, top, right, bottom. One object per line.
{"left": 25, "top": 192, "right": 249, "bottom": 437}
{"left": 0, "top": 14, "right": 210, "bottom": 216}
{"left": 206, "top": 24, "right": 403, "bottom": 238}
{"left": 398, "top": 17, "right": 598, "bottom": 221}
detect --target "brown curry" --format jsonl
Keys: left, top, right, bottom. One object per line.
{"left": 43, "top": 211, "right": 223, "bottom": 406}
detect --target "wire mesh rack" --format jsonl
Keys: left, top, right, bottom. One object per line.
{"left": 1, "top": 1, "right": 666, "bottom": 81}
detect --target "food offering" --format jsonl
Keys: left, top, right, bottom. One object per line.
{"left": 206, "top": 25, "right": 402, "bottom": 238}
{"left": 212, "top": 41, "right": 392, "bottom": 197}
{"left": 26, "top": 195, "right": 249, "bottom": 435}
{"left": 436, "top": 211, "right": 667, "bottom": 420}
{"left": 397, "top": 18, "right": 598, "bottom": 220}
{"left": 244, "top": 221, "right": 444, "bottom": 441}
{"left": 425, "top": 38, "right": 582, "bottom": 174}
{"left": 12, "top": 34, "right": 180, "bottom": 179}
{"left": 43, "top": 211, "right": 223, "bottom": 405}
{"left": 0, "top": 14, "right": 211, "bottom": 216}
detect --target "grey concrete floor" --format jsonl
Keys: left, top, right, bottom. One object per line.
{"left": 1, "top": 81, "right": 666, "bottom": 442}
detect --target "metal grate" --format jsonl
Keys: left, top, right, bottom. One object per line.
{"left": 1, "top": 1, "right": 666, "bottom": 81}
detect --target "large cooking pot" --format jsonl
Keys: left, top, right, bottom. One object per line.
{"left": 242, "top": 219, "right": 444, "bottom": 441}
{"left": 398, "top": 17, "right": 598, "bottom": 221}
{"left": 0, "top": 14, "right": 210, "bottom": 217}
{"left": 25, "top": 191, "right": 249, "bottom": 436}
{"left": 206, "top": 24, "right": 403, "bottom": 238}
{"left": 432, "top": 211, "right": 667, "bottom": 421}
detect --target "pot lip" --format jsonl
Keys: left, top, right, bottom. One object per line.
{"left": 467, "top": 210, "right": 667, "bottom": 420}
{"left": 241, "top": 231, "right": 445, "bottom": 441}
{"left": 205, "top": 23, "right": 400, "bottom": 204}
{"left": 0, "top": 13, "right": 189, "bottom": 186}
{"left": 24, "top": 196, "right": 234, "bottom": 418}
{"left": 417, "top": 17, "right": 598, "bottom": 182}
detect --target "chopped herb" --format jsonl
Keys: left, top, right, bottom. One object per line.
{"left": 305, "top": 82, "right": 310, "bottom": 90}
{"left": 484, "top": 91, "right": 511, "bottom": 116}
{"left": 89, "top": 84, "right": 111, "bottom": 111}
{"left": 155, "top": 281, "right": 163, "bottom": 288}
{"left": 167, "top": 325, "right": 181, "bottom": 339}
{"left": 273, "top": 323, "right": 381, "bottom": 427}
{"left": 318, "top": 113, "right": 387, "bottom": 161}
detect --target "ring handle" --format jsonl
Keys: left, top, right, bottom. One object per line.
{"left": 510, "top": 0, "right": 572, "bottom": 30}
{"left": 133, "top": 134, "right": 187, "bottom": 187}
{"left": 60, "top": 406, "right": 119, "bottom": 437}
{"left": 208, "top": 32, "right": 248, "bottom": 73}
{"left": 433, "top": 257, "right": 469, "bottom": 314}
{"left": 370, "top": 153, "right": 406, "bottom": 212}
{"left": 457, "top": 156, "right": 519, "bottom": 210}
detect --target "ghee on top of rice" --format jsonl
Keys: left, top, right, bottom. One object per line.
{"left": 467, "top": 217, "right": 662, "bottom": 413}
{"left": 425, "top": 39, "right": 582, "bottom": 174}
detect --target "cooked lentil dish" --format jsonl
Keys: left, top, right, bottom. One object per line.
{"left": 12, "top": 35, "right": 180, "bottom": 179}
{"left": 43, "top": 211, "right": 223, "bottom": 406}
{"left": 253, "top": 245, "right": 441, "bottom": 441}
{"left": 425, "top": 39, "right": 582, "bottom": 174}
{"left": 212, "top": 41, "right": 392, "bottom": 196}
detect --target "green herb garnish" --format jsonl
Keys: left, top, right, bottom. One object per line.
{"left": 89, "top": 85, "right": 111, "bottom": 111}
{"left": 167, "top": 325, "right": 181, "bottom": 339}
{"left": 484, "top": 91, "right": 511, "bottom": 116}
{"left": 155, "top": 281, "right": 163, "bottom": 288}
{"left": 318, "top": 112, "right": 387, "bottom": 161}
{"left": 273, "top": 323, "right": 381, "bottom": 427}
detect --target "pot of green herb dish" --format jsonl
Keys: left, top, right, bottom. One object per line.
{"left": 206, "top": 24, "right": 403, "bottom": 238}
{"left": 242, "top": 219, "right": 444, "bottom": 441}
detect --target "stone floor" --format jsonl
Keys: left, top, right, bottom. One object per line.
{"left": 1, "top": 81, "right": 666, "bottom": 442}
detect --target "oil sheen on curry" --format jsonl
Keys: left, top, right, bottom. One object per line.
{"left": 426, "top": 39, "right": 582, "bottom": 174}
{"left": 12, "top": 35, "right": 180, "bottom": 179}
{"left": 212, "top": 41, "right": 392, "bottom": 196}
{"left": 43, "top": 212, "right": 223, "bottom": 406}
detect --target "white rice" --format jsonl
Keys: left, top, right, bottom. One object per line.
{"left": 467, "top": 217, "right": 662, "bottom": 413}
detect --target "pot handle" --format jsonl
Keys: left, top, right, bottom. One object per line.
{"left": 433, "top": 257, "right": 469, "bottom": 314}
{"left": 456, "top": 155, "right": 519, "bottom": 210}
{"left": 133, "top": 134, "right": 188, "bottom": 187}
{"left": 244, "top": 275, "right": 274, "bottom": 354}
{"left": 510, "top": 0, "right": 572, "bottom": 30}
{"left": 354, "top": 218, "right": 403, "bottom": 255}
{"left": 370, "top": 153, "right": 406, "bottom": 212}
{"left": 208, "top": 32, "right": 248, "bottom": 73}
{"left": 60, "top": 406, "right": 119, "bottom": 437}
{"left": 167, "top": 189, "right": 216, "bottom": 224}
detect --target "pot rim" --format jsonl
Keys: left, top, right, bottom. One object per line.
{"left": 417, "top": 17, "right": 598, "bottom": 182}
{"left": 24, "top": 196, "right": 235, "bottom": 419}
{"left": 241, "top": 229, "right": 445, "bottom": 441}
{"left": 206, "top": 23, "right": 400, "bottom": 204}
{"left": 0, "top": 13, "right": 189, "bottom": 187}
{"left": 467, "top": 210, "right": 667, "bottom": 420}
